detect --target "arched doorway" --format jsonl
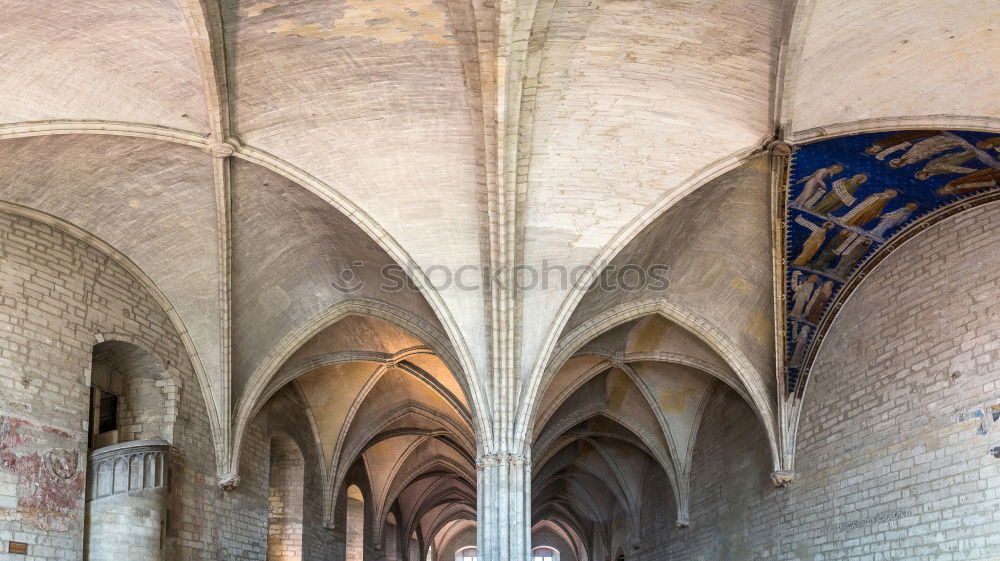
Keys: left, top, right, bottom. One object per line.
{"left": 346, "top": 484, "right": 365, "bottom": 561}
{"left": 84, "top": 341, "right": 174, "bottom": 561}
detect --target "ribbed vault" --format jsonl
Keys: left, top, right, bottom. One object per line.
{"left": 250, "top": 313, "right": 478, "bottom": 558}
{"left": 529, "top": 313, "right": 775, "bottom": 559}
{"left": 4, "top": 0, "right": 1000, "bottom": 558}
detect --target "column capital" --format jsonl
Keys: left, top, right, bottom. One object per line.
{"left": 476, "top": 452, "right": 530, "bottom": 470}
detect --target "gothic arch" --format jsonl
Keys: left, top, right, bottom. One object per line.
{"left": 0, "top": 201, "right": 225, "bottom": 466}
{"left": 518, "top": 299, "right": 781, "bottom": 472}
{"left": 231, "top": 299, "right": 489, "bottom": 478}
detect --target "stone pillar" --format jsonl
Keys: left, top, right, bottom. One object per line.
{"left": 477, "top": 452, "right": 530, "bottom": 561}
{"left": 84, "top": 439, "right": 170, "bottom": 561}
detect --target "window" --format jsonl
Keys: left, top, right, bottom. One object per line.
{"left": 533, "top": 546, "right": 558, "bottom": 561}
{"left": 456, "top": 546, "right": 477, "bottom": 561}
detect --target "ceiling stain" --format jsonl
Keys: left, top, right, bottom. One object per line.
{"left": 245, "top": 1, "right": 277, "bottom": 17}
{"left": 253, "top": 0, "right": 456, "bottom": 46}
{"left": 729, "top": 276, "right": 753, "bottom": 294}
{"left": 658, "top": 385, "right": 696, "bottom": 415}
{"left": 630, "top": 314, "right": 675, "bottom": 352}
{"left": 742, "top": 307, "right": 770, "bottom": 347}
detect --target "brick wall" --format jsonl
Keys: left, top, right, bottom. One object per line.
{"left": 635, "top": 202, "right": 1000, "bottom": 559}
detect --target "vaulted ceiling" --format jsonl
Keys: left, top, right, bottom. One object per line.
{"left": 3, "top": 0, "right": 999, "bottom": 557}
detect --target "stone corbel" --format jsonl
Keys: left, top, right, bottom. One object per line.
{"left": 770, "top": 470, "right": 795, "bottom": 488}
{"left": 218, "top": 474, "right": 241, "bottom": 491}
{"left": 675, "top": 510, "right": 690, "bottom": 528}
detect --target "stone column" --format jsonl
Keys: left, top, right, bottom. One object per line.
{"left": 477, "top": 452, "right": 531, "bottom": 561}
{"left": 84, "top": 439, "right": 170, "bottom": 561}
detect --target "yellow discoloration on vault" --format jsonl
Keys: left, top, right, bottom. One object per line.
{"left": 605, "top": 369, "right": 632, "bottom": 410}
{"left": 630, "top": 314, "right": 675, "bottom": 353}
{"left": 246, "top": 2, "right": 277, "bottom": 17}
{"left": 742, "top": 307, "right": 771, "bottom": 346}
{"left": 256, "top": 0, "right": 455, "bottom": 46}
{"left": 658, "top": 385, "right": 696, "bottom": 415}
{"left": 729, "top": 276, "right": 753, "bottom": 294}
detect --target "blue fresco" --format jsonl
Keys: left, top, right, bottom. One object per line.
{"left": 785, "top": 130, "right": 1000, "bottom": 392}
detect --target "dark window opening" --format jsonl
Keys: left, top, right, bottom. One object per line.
{"left": 91, "top": 389, "right": 118, "bottom": 436}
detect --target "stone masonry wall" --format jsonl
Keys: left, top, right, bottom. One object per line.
{"left": 90, "top": 341, "right": 179, "bottom": 445}
{"left": 264, "top": 388, "right": 338, "bottom": 561}
{"left": 224, "top": 386, "right": 340, "bottom": 561}
{"left": 330, "top": 466, "right": 378, "bottom": 561}
{"left": 438, "top": 525, "right": 476, "bottom": 561}
{"left": 532, "top": 527, "right": 578, "bottom": 561}
{"left": 268, "top": 434, "right": 305, "bottom": 560}
{"left": 384, "top": 522, "right": 397, "bottom": 561}
{"left": 346, "top": 496, "right": 365, "bottom": 561}
{"left": 0, "top": 211, "right": 280, "bottom": 560}
{"left": 636, "top": 201, "right": 1000, "bottom": 559}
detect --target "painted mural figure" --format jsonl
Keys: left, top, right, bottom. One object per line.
{"left": 914, "top": 150, "right": 977, "bottom": 180}
{"left": 790, "top": 272, "right": 818, "bottom": 319}
{"left": 792, "top": 219, "right": 834, "bottom": 265}
{"left": 810, "top": 229, "right": 854, "bottom": 271}
{"left": 868, "top": 202, "right": 918, "bottom": 238}
{"left": 865, "top": 131, "right": 939, "bottom": 160}
{"left": 937, "top": 168, "right": 1000, "bottom": 196}
{"left": 888, "top": 135, "right": 964, "bottom": 167}
{"left": 785, "top": 130, "right": 1000, "bottom": 394}
{"left": 789, "top": 323, "right": 810, "bottom": 368}
{"left": 831, "top": 237, "right": 873, "bottom": 279}
{"left": 838, "top": 189, "right": 898, "bottom": 228}
{"left": 791, "top": 164, "right": 844, "bottom": 208}
{"left": 804, "top": 280, "right": 834, "bottom": 325}
{"left": 810, "top": 173, "right": 868, "bottom": 215}
{"left": 977, "top": 137, "right": 1000, "bottom": 151}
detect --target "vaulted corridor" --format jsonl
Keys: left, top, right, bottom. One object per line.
{"left": 1, "top": 1, "right": 999, "bottom": 559}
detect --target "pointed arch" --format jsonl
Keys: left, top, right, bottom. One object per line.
{"left": 519, "top": 299, "right": 781, "bottom": 472}
{"left": 0, "top": 201, "right": 226, "bottom": 470}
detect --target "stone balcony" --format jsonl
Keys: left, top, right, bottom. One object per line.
{"left": 87, "top": 439, "right": 170, "bottom": 500}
